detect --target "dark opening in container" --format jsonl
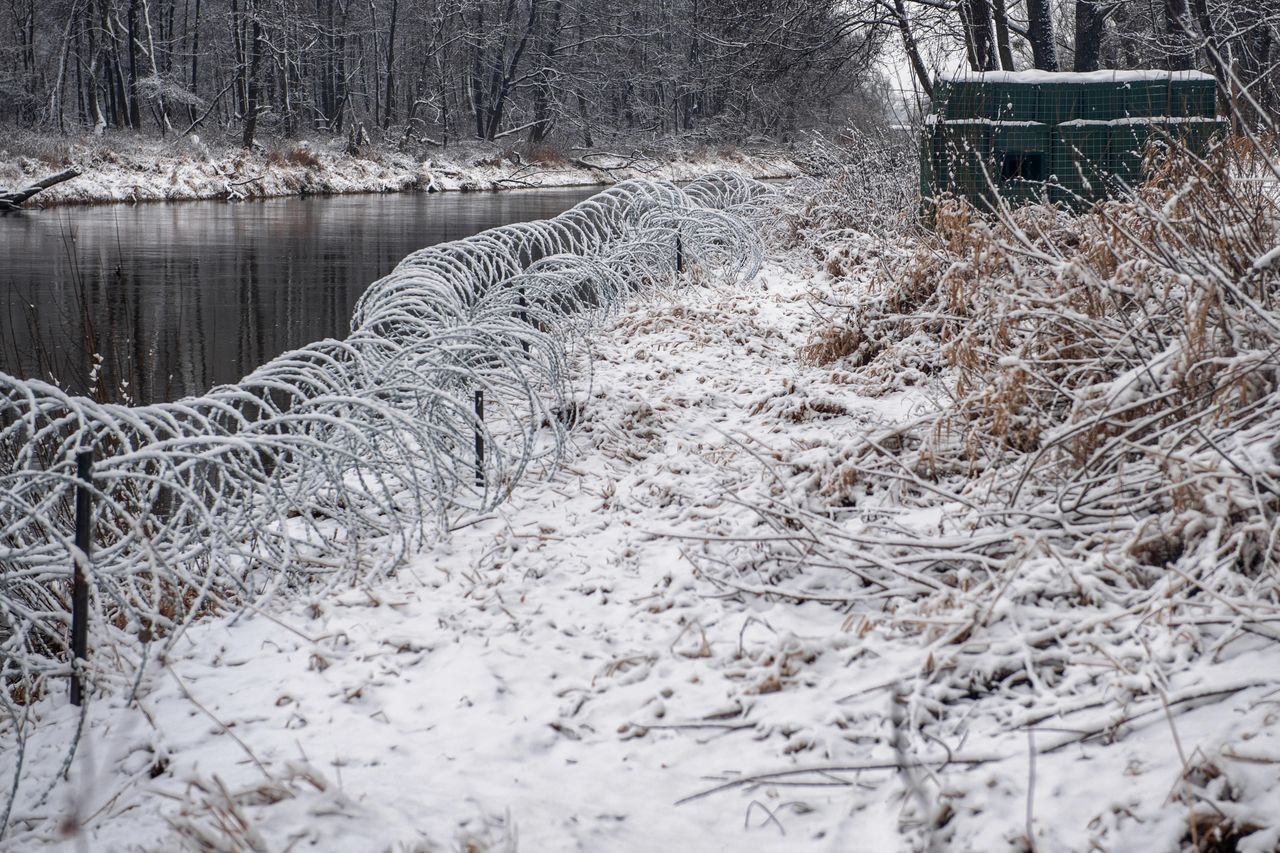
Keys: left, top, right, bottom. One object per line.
{"left": 1001, "top": 152, "right": 1044, "bottom": 181}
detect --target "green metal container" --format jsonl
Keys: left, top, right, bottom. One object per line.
{"left": 1077, "top": 84, "right": 1121, "bottom": 120}
{"left": 945, "top": 81, "right": 994, "bottom": 119}
{"left": 1037, "top": 83, "right": 1081, "bottom": 124}
{"left": 937, "top": 122, "right": 995, "bottom": 202}
{"left": 1170, "top": 79, "right": 1216, "bottom": 118}
{"left": 994, "top": 123, "right": 1052, "bottom": 204}
{"left": 990, "top": 82, "right": 1041, "bottom": 122}
{"left": 1055, "top": 124, "right": 1113, "bottom": 206}
{"left": 1122, "top": 80, "right": 1169, "bottom": 117}
{"left": 922, "top": 70, "right": 1223, "bottom": 211}
{"left": 1107, "top": 123, "right": 1150, "bottom": 189}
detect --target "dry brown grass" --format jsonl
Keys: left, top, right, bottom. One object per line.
{"left": 473, "top": 148, "right": 516, "bottom": 168}
{"left": 786, "top": 132, "right": 1280, "bottom": 588}
{"left": 799, "top": 324, "right": 863, "bottom": 366}
{"left": 685, "top": 132, "right": 1280, "bottom": 853}
{"left": 525, "top": 143, "right": 567, "bottom": 166}
{"left": 815, "top": 136, "right": 1279, "bottom": 468}
{"left": 266, "top": 143, "right": 322, "bottom": 169}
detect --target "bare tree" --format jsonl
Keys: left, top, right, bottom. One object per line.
{"left": 20, "top": 0, "right": 1280, "bottom": 144}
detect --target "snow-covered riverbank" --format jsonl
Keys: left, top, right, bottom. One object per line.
{"left": 2, "top": 252, "right": 922, "bottom": 852}
{"left": 7, "top": 230, "right": 1279, "bottom": 851}
{"left": 0, "top": 134, "right": 801, "bottom": 207}
{"left": 5, "top": 160, "right": 1280, "bottom": 851}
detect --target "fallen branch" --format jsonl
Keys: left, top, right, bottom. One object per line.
{"left": 571, "top": 150, "right": 661, "bottom": 174}
{"left": 0, "top": 168, "right": 81, "bottom": 210}
{"left": 674, "top": 754, "right": 1006, "bottom": 806}
{"left": 182, "top": 76, "right": 236, "bottom": 136}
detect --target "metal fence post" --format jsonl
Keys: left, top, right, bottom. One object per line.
{"left": 517, "top": 289, "right": 531, "bottom": 354}
{"left": 70, "top": 448, "right": 92, "bottom": 707}
{"left": 675, "top": 232, "right": 684, "bottom": 273}
{"left": 474, "top": 390, "right": 485, "bottom": 488}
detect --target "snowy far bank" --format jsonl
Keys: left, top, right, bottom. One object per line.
{"left": 0, "top": 133, "right": 801, "bottom": 207}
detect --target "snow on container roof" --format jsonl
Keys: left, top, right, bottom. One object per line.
{"left": 940, "top": 69, "right": 1216, "bottom": 85}
{"left": 924, "top": 115, "right": 1046, "bottom": 126}
{"left": 1059, "top": 116, "right": 1223, "bottom": 126}
{"left": 930, "top": 69, "right": 1218, "bottom": 123}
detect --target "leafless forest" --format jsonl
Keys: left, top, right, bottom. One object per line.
{"left": 3, "top": 1, "right": 1280, "bottom": 151}
{"left": 0, "top": 0, "right": 885, "bottom": 148}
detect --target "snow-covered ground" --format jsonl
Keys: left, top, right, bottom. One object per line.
{"left": 8, "top": 237, "right": 1280, "bottom": 851}
{"left": 0, "top": 134, "right": 800, "bottom": 207}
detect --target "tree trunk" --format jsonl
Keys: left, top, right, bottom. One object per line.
{"left": 960, "top": 0, "right": 997, "bottom": 71}
{"left": 241, "top": 4, "right": 261, "bottom": 148}
{"left": 991, "top": 0, "right": 1015, "bottom": 70}
{"left": 528, "top": 0, "right": 563, "bottom": 144}
{"left": 332, "top": 4, "right": 347, "bottom": 133}
{"left": 140, "top": 0, "right": 172, "bottom": 132}
{"left": 127, "top": 0, "right": 141, "bottom": 128}
{"left": 483, "top": 0, "right": 540, "bottom": 141}
{"left": 0, "top": 168, "right": 82, "bottom": 211}
{"left": 230, "top": 0, "right": 245, "bottom": 116}
{"left": 84, "top": 4, "right": 107, "bottom": 133}
{"left": 1026, "top": 0, "right": 1060, "bottom": 70}
{"left": 893, "top": 0, "right": 933, "bottom": 99}
{"left": 51, "top": 9, "right": 77, "bottom": 130}
{"left": 188, "top": 0, "right": 200, "bottom": 123}
{"left": 1073, "top": 0, "right": 1107, "bottom": 72}
{"left": 576, "top": 90, "right": 593, "bottom": 147}
{"left": 107, "top": 9, "right": 131, "bottom": 126}
{"left": 1112, "top": 2, "right": 1143, "bottom": 67}
{"left": 382, "top": 0, "right": 397, "bottom": 129}
{"left": 1188, "top": 0, "right": 1233, "bottom": 122}
{"left": 1164, "top": 0, "right": 1195, "bottom": 71}
{"left": 1190, "top": 0, "right": 1225, "bottom": 77}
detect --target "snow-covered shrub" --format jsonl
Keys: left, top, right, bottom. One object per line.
{"left": 266, "top": 142, "right": 322, "bottom": 169}
{"left": 134, "top": 75, "right": 205, "bottom": 111}
{"left": 691, "top": 139, "right": 1280, "bottom": 850}
{"left": 779, "top": 127, "right": 919, "bottom": 247}
{"left": 803, "top": 130, "right": 1280, "bottom": 578}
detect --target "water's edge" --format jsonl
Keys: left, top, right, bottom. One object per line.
{"left": 5, "top": 143, "right": 800, "bottom": 210}
{"left": 1, "top": 186, "right": 613, "bottom": 401}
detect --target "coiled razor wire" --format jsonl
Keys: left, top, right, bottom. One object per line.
{"left": 0, "top": 173, "right": 776, "bottom": 837}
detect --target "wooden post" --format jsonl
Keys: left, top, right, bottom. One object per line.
{"left": 675, "top": 233, "right": 684, "bottom": 273}
{"left": 70, "top": 448, "right": 92, "bottom": 706}
{"left": 474, "top": 390, "right": 485, "bottom": 488}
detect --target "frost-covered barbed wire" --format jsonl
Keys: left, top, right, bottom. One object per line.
{"left": 0, "top": 172, "right": 776, "bottom": 837}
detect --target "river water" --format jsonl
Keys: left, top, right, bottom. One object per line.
{"left": 0, "top": 187, "right": 599, "bottom": 404}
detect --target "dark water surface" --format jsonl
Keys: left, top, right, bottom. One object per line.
{"left": 0, "top": 187, "right": 599, "bottom": 403}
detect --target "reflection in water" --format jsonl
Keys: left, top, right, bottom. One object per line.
{"left": 0, "top": 187, "right": 598, "bottom": 403}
